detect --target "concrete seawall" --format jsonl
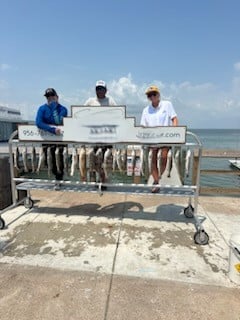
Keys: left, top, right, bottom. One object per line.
{"left": 0, "top": 190, "right": 240, "bottom": 319}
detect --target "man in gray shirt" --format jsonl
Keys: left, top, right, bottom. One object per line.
{"left": 84, "top": 80, "right": 117, "bottom": 188}
{"left": 84, "top": 80, "right": 117, "bottom": 106}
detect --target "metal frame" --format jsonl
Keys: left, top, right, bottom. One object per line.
{"left": 0, "top": 130, "right": 209, "bottom": 245}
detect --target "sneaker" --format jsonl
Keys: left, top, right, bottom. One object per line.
{"left": 54, "top": 183, "right": 61, "bottom": 191}
{"left": 151, "top": 181, "right": 160, "bottom": 193}
{"left": 95, "top": 185, "right": 107, "bottom": 191}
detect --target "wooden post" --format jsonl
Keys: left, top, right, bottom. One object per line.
{"left": 192, "top": 154, "right": 199, "bottom": 186}
{"left": 180, "top": 149, "right": 186, "bottom": 183}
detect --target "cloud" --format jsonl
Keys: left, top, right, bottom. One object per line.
{"left": 0, "top": 63, "right": 11, "bottom": 71}
{"left": 106, "top": 75, "right": 239, "bottom": 127}
{"left": 0, "top": 72, "right": 239, "bottom": 128}
{"left": 60, "top": 88, "right": 92, "bottom": 106}
{"left": 109, "top": 73, "right": 145, "bottom": 105}
{"left": 234, "top": 62, "right": 240, "bottom": 71}
{"left": 232, "top": 77, "right": 240, "bottom": 95}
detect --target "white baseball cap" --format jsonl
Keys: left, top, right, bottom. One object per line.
{"left": 95, "top": 80, "right": 107, "bottom": 89}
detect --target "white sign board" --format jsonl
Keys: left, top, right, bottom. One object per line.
{"left": 18, "top": 125, "right": 64, "bottom": 141}
{"left": 65, "top": 106, "right": 186, "bottom": 144}
{"left": 18, "top": 106, "right": 186, "bottom": 144}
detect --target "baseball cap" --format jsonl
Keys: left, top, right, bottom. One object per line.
{"left": 145, "top": 85, "right": 160, "bottom": 95}
{"left": 44, "top": 88, "right": 57, "bottom": 97}
{"left": 95, "top": 80, "right": 107, "bottom": 89}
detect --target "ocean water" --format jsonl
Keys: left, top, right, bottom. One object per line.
{"left": 189, "top": 129, "right": 240, "bottom": 189}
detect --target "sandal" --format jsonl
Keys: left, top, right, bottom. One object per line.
{"left": 151, "top": 181, "right": 160, "bottom": 193}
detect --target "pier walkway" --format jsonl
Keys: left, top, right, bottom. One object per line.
{"left": 0, "top": 190, "right": 240, "bottom": 319}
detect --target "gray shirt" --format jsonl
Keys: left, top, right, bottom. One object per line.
{"left": 84, "top": 96, "right": 117, "bottom": 106}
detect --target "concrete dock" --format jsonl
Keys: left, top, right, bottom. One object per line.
{"left": 0, "top": 190, "right": 240, "bottom": 319}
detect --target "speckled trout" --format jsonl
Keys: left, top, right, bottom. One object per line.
{"left": 78, "top": 146, "right": 86, "bottom": 180}
{"left": 103, "top": 148, "right": 113, "bottom": 180}
{"left": 37, "top": 146, "right": 45, "bottom": 174}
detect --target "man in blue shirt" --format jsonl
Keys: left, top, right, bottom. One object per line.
{"left": 36, "top": 88, "right": 68, "bottom": 188}
{"left": 36, "top": 88, "right": 67, "bottom": 135}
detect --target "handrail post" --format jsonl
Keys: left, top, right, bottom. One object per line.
{"left": 8, "top": 130, "right": 18, "bottom": 205}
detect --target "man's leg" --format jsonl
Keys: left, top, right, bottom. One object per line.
{"left": 151, "top": 148, "right": 160, "bottom": 193}
{"left": 151, "top": 148, "right": 159, "bottom": 183}
{"left": 50, "top": 145, "right": 58, "bottom": 179}
{"left": 160, "top": 147, "right": 170, "bottom": 176}
{"left": 57, "top": 146, "right": 64, "bottom": 180}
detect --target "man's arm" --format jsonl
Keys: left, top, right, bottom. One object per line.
{"left": 140, "top": 109, "right": 147, "bottom": 126}
{"left": 109, "top": 97, "right": 117, "bottom": 106}
{"left": 84, "top": 98, "right": 93, "bottom": 106}
{"left": 58, "top": 105, "right": 68, "bottom": 124}
{"left": 172, "top": 116, "right": 178, "bottom": 126}
{"left": 36, "top": 107, "right": 56, "bottom": 134}
{"left": 168, "top": 101, "right": 178, "bottom": 126}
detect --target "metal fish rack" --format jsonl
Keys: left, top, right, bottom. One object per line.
{"left": 0, "top": 129, "right": 209, "bottom": 245}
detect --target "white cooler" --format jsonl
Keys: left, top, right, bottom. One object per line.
{"left": 228, "top": 233, "right": 240, "bottom": 285}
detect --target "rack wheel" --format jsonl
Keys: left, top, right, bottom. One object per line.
{"left": 194, "top": 230, "right": 209, "bottom": 245}
{"left": 184, "top": 205, "right": 194, "bottom": 218}
{"left": 24, "top": 198, "right": 34, "bottom": 209}
{"left": 0, "top": 217, "right": 5, "bottom": 230}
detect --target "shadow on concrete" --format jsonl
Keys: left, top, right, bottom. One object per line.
{"left": 29, "top": 201, "right": 206, "bottom": 227}
{"left": 125, "top": 203, "right": 205, "bottom": 223}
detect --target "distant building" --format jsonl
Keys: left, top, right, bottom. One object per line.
{"left": 0, "top": 106, "right": 23, "bottom": 141}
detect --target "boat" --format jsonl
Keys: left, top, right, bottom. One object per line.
{"left": 229, "top": 159, "right": 240, "bottom": 170}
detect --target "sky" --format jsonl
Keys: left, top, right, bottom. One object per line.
{"left": 0, "top": 0, "right": 240, "bottom": 128}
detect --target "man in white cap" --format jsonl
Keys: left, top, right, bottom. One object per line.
{"left": 84, "top": 80, "right": 117, "bottom": 188}
{"left": 84, "top": 80, "right": 117, "bottom": 106}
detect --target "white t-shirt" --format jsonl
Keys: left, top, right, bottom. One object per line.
{"left": 140, "top": 100, "right": 177, "bottom": 126}
{"left": 84, "top": 96, "right": 117, "bottom": 106}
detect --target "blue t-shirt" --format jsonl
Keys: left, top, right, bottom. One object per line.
{"left": 35, "top": 103, "right": 68, "bottom": 134}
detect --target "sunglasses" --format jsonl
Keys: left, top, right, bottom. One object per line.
{"left": 96, "top": 86, "right": 106, "bottom": 91}
{"left": 147, "top": 92, "right": 158, "bottom": 98}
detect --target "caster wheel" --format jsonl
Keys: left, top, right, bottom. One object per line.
{"left": 184, "top": 205, "right": 194, "bottom": 218}
{"left": 24, "top": 198, "right": 34, "bottom": 209}
{"left": 194, "top": 230, "right": 209, "bottom": 245}
{"left": 0, "top": 217, "right": 5, "bottom": 230}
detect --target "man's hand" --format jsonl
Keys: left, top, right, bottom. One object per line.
{"left": 55, "top": 127, "right": 61, "bottom": 135}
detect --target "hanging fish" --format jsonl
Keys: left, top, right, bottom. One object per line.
{"left": 185, "top": 149, "right": 192, "bottom": 177}
{"left": 103, "top": 148, "right": 113, "bottom": 180}
{"left": 112, "top": 148, "right": 118, "bottom": 172}
{"left": 121, "top": 148, "right": 127, "bottom": 172}
{"left": 31, "top": 146, "right": 37, "bottom": 173}
{"left": 47, "top": 147, "right": 53, "bottom": 177}
{"left": 131, "top": 148, "right": 136, "bottom": 173}
{"left": 55, "top": 147, "right": 61, "bottom": 174}
{"left": 95, "top": 148, "right": 103, "bottom": 181}
{"left": 139, "top": 147, "right": 144, "bottom": 176}
{"left": 157, "top": 148, "right": 162, "bottom": 178}
{"left": 142, "top": 147, "right": 149, "bottom": 179}
{"left": 87, "top": 147, "right": 95, "bottom": 181}
{"left": 166, "top": 149, "right": 172, "bottom": 178}
{"left": 70, "top": 147, "right": 78, "bottom": 176}
{"left": 175, "top": 149, "right": 181, "bottom": 173}
{"left": 63, "top": 147, "right": 69, "bottom": 175}
{"left": 116, "top": 149, "right": 124, "bottom": 173}
{"left": 22, "top": 146, "right": 29, "bottom": 173}
{"left": 13, "top": 146, "right": 20, "bottom": 171}
{"left": 37, "top": 146, "right": 45, "bottom": 174}
{"left": 79, "top": 146, "right": 86, "bottom": 180}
